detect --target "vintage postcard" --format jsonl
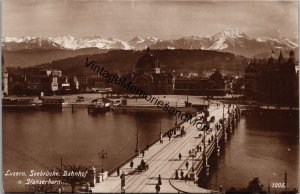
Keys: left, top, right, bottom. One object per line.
{"left": 2, "top": 0, "right": 299, "bottom": 193}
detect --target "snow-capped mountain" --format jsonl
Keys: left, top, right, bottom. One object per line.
{"left": 2, "top": 36, "right": 65, "bottom": 51}
{"left": 128, "top": 37, "right": 162, "bottom": 50}
{"left": 2, "top": 36, "right": 133, "bottom": 51}
{"left": 208, "top": 29, "right": 249, "bottom": 50}
{"left": 150, "top": 29, "right": 250, "bottom": 50}
{"left": 2, "top": 29, "right": 298, "bottom": 57}
{"left": 49, "top": 35, "right": 132, "bottom": 50}
{"left": 150, "top": 29, "right": 298, "bottom": 57}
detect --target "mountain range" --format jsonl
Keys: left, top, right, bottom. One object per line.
{"left": 2, "top": 29, "right": 298, "bottom": 58}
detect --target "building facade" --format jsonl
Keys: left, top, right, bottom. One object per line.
{"left": 244, "top": 51, "right": 298, "bottom": 105}
{"left": 175, "top": 70, "right": 226, "bottom": 96}
{"left": 5, "top": 68, "right": 82, "bottom": 96}
{"left": 119, "top": 48, "right": 175, "bottom": 94}
{"left": 2, "top": 54, "right": 8, "bottom": 96}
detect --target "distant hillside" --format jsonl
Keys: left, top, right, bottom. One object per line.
{"left": 31, "top": 49, "right": 248, "bottom": 75}
{"left": 3, "top": 48, "right": 108, "bottom": 68}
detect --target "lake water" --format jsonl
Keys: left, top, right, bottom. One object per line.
{"left": 207, "top": 112, "right": 299, "bottom": 192}
{"left": 3, "top": 100, "right": 299, "bottom": 192}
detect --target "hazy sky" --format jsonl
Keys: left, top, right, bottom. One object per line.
{"left": 2, "top": 0, "right": 298, "bottom": 40}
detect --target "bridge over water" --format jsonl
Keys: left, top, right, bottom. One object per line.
{"left": 90, "top": 104, "right": 241, "bottom": 193}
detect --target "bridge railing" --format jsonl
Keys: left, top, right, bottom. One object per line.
{"left": 190, "top": 111, "right": 232, "bottom": 176}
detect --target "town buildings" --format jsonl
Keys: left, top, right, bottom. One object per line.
{"left": 2, "top": 48, "right": 228, "bottom": 97}
{"left": 244, "top": 51, "right": 298, "bottom": 105}
{"left": 115, "top": 48, "right": 226, "bottom": 95}
{"left": 3, "top": 67, "right": 80, "bottom": 96}
{"left": 175, "top": 70, "right": 226, "bottom": 96}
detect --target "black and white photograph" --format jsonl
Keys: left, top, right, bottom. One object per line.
{"left": 1, "top": 0, "right": 299, "bottom": 193}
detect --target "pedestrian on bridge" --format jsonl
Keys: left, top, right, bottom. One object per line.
{"left": 155, "top": 184, "right": 160, "bottom": 193}
{"left": 140, "top": 159, "right": 146, "bottom": 169}
{"left": 178, "top": 153, "right": 182, "bottom": 160}
{"left": 185, "top": 174, "right": 188, "bottom": 182}
{"left": 185, "top": 161, "right": 189, "bottom": 169}
{"left": 158, "top": 174, "right": 162, "bottom": 185}
{"left": 120, "top": 173, "right": 125, "bottom": 187}
{"left": 180, "top": 170, "right": 184, "bottom": 179}
{"left": 130, "top": 161, "right": 134, "bottom": 169}
{"left": 117, "top": 167, "right": 120, "bottom": 176}
{"left": 142, "top": 150, "right": 145, "bottom": 157}
{"left": 121, "top": 187, "right": 125, "bottom": 194}
{"left": 175, "top": 170, "right": 179, "bottom": 179}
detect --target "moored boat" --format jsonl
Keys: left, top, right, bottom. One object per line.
{"left": 2, "top": 97, "right": 42, "bottom": 109}
{"left": 88, "top": 98, "right": 111, "bottom": 113}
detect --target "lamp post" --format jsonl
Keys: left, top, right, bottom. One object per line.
{"left": 58, "top": 156, "right": 63, "bottom": 193}
{"left": 285, "top": 171, "right": 288, "bottom": 193}
{"left": 191, "top": 149, "right": 196, "bottom": 172}
{"left": 160, "top": 120, "right": 162, "bottom": 137}
{"left": 135, "top": 120, "right": 140, "bottom": 154}
{"left": 214, "top": 121, "right": 220, "bottom": 157}
{"left": 222, "top": 103, "right": 230, "bottom": 142}
{"left": 98, "top": 149, "right": 108, "bottom": 173}
{"left": 175, "top": 101, "right": 178, "bottom": 126}
{"left": 202, "top": 114, "right": 214, "bottom": 177}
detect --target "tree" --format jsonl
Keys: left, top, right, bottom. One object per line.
{"left": 27, "top": 182, "right": 59, "bottom": 193}
{"left": 247, "top": 177, "right": 264, "bottom": 193}
{"left": 59, "top": 164, "right": 93, "bottom": 193}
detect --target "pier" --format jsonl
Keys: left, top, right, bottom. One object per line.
{"left": 90, "top": 104, "right": 241, "bottom": 193}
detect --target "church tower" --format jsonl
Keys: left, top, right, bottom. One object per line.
{"left": 278, "top": 50, "right": 284, "bottom": 64}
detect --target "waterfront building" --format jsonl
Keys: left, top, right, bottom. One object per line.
{"left": 2, "top": 54, "right": 8, "bottom": 96}
{"left": 76, "top": 74, "right": 89, "bottom": 90}
{"left": 7, "top": 68, "right": 26, "bottom": 96}
{"left": 174, "top": 70, "right": 226, "bottom": 96}
{"left": 118, "top": 47, "right": 175, "bottom": 94}
{"left": 244, "top": 51, "right": 298, "bottom": 105}
{"left": 5, "top": 67, "right": 82, "bottom": 96}
{"left": 87, "top": 76, "right": 109, "bottom": 91}
{"left": 114, "top": 48, "right": 226, "bottom": 96}
{"left": 25, "top": 73, "right": 52, "bottom": 96}
{"left": 25, "top": 69, "right": 63, "bottom": 96}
